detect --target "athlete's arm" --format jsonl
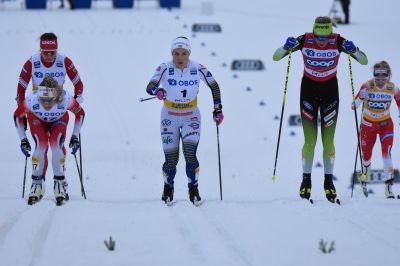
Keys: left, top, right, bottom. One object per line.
{"left": 199, "top": 64, "right": 222, "bottom": 106}
{"left": 338, "top": 35, "right": 368, "bottom": 65}
{"left": 16, "top": 59, "right": 32, "bottom": 105}
{"left": 273, "top": 34, "right": 305, "bottom": 61}
{"left": 13, "top": 101, "right": 30, "bottom": 140}
{"left": 65, "top": 57, "right": 84, "bottom": 98}
{"left": 146, "top": 63, "right": 167, "bottom": 95}
{"left": 68, "top": 98, "right": 85, "bottom": 137}
{"left": 352, "top": 83, "right": 367, "bottom": 110}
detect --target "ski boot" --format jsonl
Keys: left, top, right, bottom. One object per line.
{"left": 161, "top": 183, "right": 174, "bottom": 205}
{"left": 385, "top": 179, "right": 395, "bottom": 199}
{"left": 299, "top": 174, "right": 312, "bottom": 200}
{"left": 361, "top": 181, "right": 368, "bottom": 198}
{"left": 359, "top": 163, "right": 370, "bottom": 197}
{"left": 28, "top": 175, "right": 45, "bottom": 205}
{"left": 324, "top": 174, "right": 337, "bottom": 203}
{"left": 189, "top": 185, "right": 202, "bottom": 206}
{"left": 54, "top": 177, "right": 67, "bottom": 206}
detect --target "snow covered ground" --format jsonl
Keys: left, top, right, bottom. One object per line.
{"left": 1, "top": 0, "right": 400, "bottom": 265}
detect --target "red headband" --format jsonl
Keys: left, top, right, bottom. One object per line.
{"left": 40, "top": 39, "right": 58, "bottom": 51}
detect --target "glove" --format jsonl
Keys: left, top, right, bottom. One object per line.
{"left": 213, "top": 106, "right": 224, "bottom": 126}
{"left": 69, "top": 135, "right": 80, "bottom": 155}
{"left": 343, "top": 40, "right": 356, "bottom": 53}
{"left": 22, "top": 115, "right": 28, "bottom": 131}
{"left": 156, "top": 89, "right": 166, "bottom": 100}
{"left": 283, "top": 37, "right": 298, "bottom": 50}
{"left": 359, "top": 89, "right": 368, "bottom": 100}
{"left": 74, "top": 94, "right": 84, "bottom": 104}
{"left": 20, "top": 138, "right": 31, "bottom": 157}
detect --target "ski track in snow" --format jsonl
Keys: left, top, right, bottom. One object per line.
{"left": 28, "top": 206, "right": 57, "bottom": 266}
{"left": 198, "top": 206, "right": 254, "bottom": 266}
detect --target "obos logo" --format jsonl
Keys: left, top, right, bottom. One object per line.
{"left": 34, "top": 72, "right": 43, "bottom": 78}
{"left": 178, "top": 80, "right": 198, "bottom": 86}
{"left": 168, "top": 79, "right": 177, "bottom": 86}
{"left": 368, "top": 93, "right": 391, "bottom": 100}
{"left": 45, "top": 72, "right": 64, "bottom": 78}
{"left": 306, "top": 59, "right": 335, "bottom": 68}
{"left": 305, "top": 49, "right": 315, "bottom": 56}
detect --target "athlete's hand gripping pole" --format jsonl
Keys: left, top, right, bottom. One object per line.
{"left": 272, "top": 51, "right": 292, "bottom": 182}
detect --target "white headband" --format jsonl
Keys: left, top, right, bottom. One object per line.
{"left": 171, "top": 37, "right": 191, "bottom": 54}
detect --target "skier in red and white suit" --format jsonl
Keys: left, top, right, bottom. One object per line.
{"left": 353, "top": 61, "right": 400, "bottom": 198}
{"left": 14, "top": 76, "right": 85, "bottom": 205}
{"left": 16, "top": 32, "right": 84, "bottom": 105}
{"left": 16, "top": 32, "right": 84, "bottom": 180}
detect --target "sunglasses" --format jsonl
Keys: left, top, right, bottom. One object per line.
{"left": 41, "top": 50, "right": 57, "bottom": 56}
{"left": 315, "top": 36, "right": 330, "bottom": 42}
{"left": 373, "top": 69, "right": 389, "bottom": 78}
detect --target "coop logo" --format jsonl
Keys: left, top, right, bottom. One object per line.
{"left": 368, "top": 101, "right": 389, "bottom": 109}
{"left": 306, "top": 59, "right": 335, "bottom": 68}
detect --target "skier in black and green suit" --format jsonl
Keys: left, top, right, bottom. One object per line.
{"left": 273, "top": 16, "right": 368, "bottom": 202}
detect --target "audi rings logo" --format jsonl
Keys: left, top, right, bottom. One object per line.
{"left": 161, "top": 119, "right": 172, "bottom": 126}
{"left": 192, "top": 23, "right": 222, "bottom": 33}
{"left": 231, "top": 60, "right": 264, "bottom": 71}
{"left": 306, "top": 59, "right": 335, "bottom": 68}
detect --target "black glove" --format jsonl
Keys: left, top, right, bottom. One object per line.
{"left": 20, "top": 138, "right": 31, "bottom": 157}
{"left": 22, "top": 115, "right": 28, "bottom": 131}
{"left": 69, "top": 135, "right": 80, "bottom": 155}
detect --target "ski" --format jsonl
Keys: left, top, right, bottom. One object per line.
{"left": 327, "top": 198, "right": 341, "bottom": 205}
{"left": 192, "top": 199, "right": 203, "bottom": 207}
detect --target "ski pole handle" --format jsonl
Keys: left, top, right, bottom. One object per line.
{"left": 139, "top": 96, "right": 157, "bottom": 102}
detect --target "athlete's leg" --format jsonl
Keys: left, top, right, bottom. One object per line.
{"left": 360, "top": 119, "right": 378, "bottom": 177}
{"left": 319, "top": 77, "right": 339, "bottom": 175}
{"left": 300, "top": 77, "right": 319, "bottom": 175}
{"left": 27, "top": 115, "right": 49, "bottom": 178}
{"left": 160, "top": 108, "right": 181, "bottom": 186}
{"left": 49, "top": 114, "right": 69, "bottom": 177}
{"left": 181, "top": 109, "right": 201, "bottom": 188}
{"left": 378, "top": 119, "right": 394, "bottom": 181}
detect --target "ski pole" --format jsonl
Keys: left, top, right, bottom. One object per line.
{"left": 139, "top": 96, "right": 157, "bottom": 102}
{"left": 216, "top": 123, "right": 223, "bottom": 200}
{"left": 74, "top": 152, "right": 86, "bottom": 199}
{"left": 79, "top": 133, "right": 84, "bottom": 195}
{"left": 22, "top": 156, "right": 28, "bottom": 198}
{"left": 272, "top": 51, "right": 292, "bottom": 182}
{"left": 348, "top": 54, "right": 364, "bottom": 197}
{"left": 351, "top": 144, "right": 359, "bottom": 198}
